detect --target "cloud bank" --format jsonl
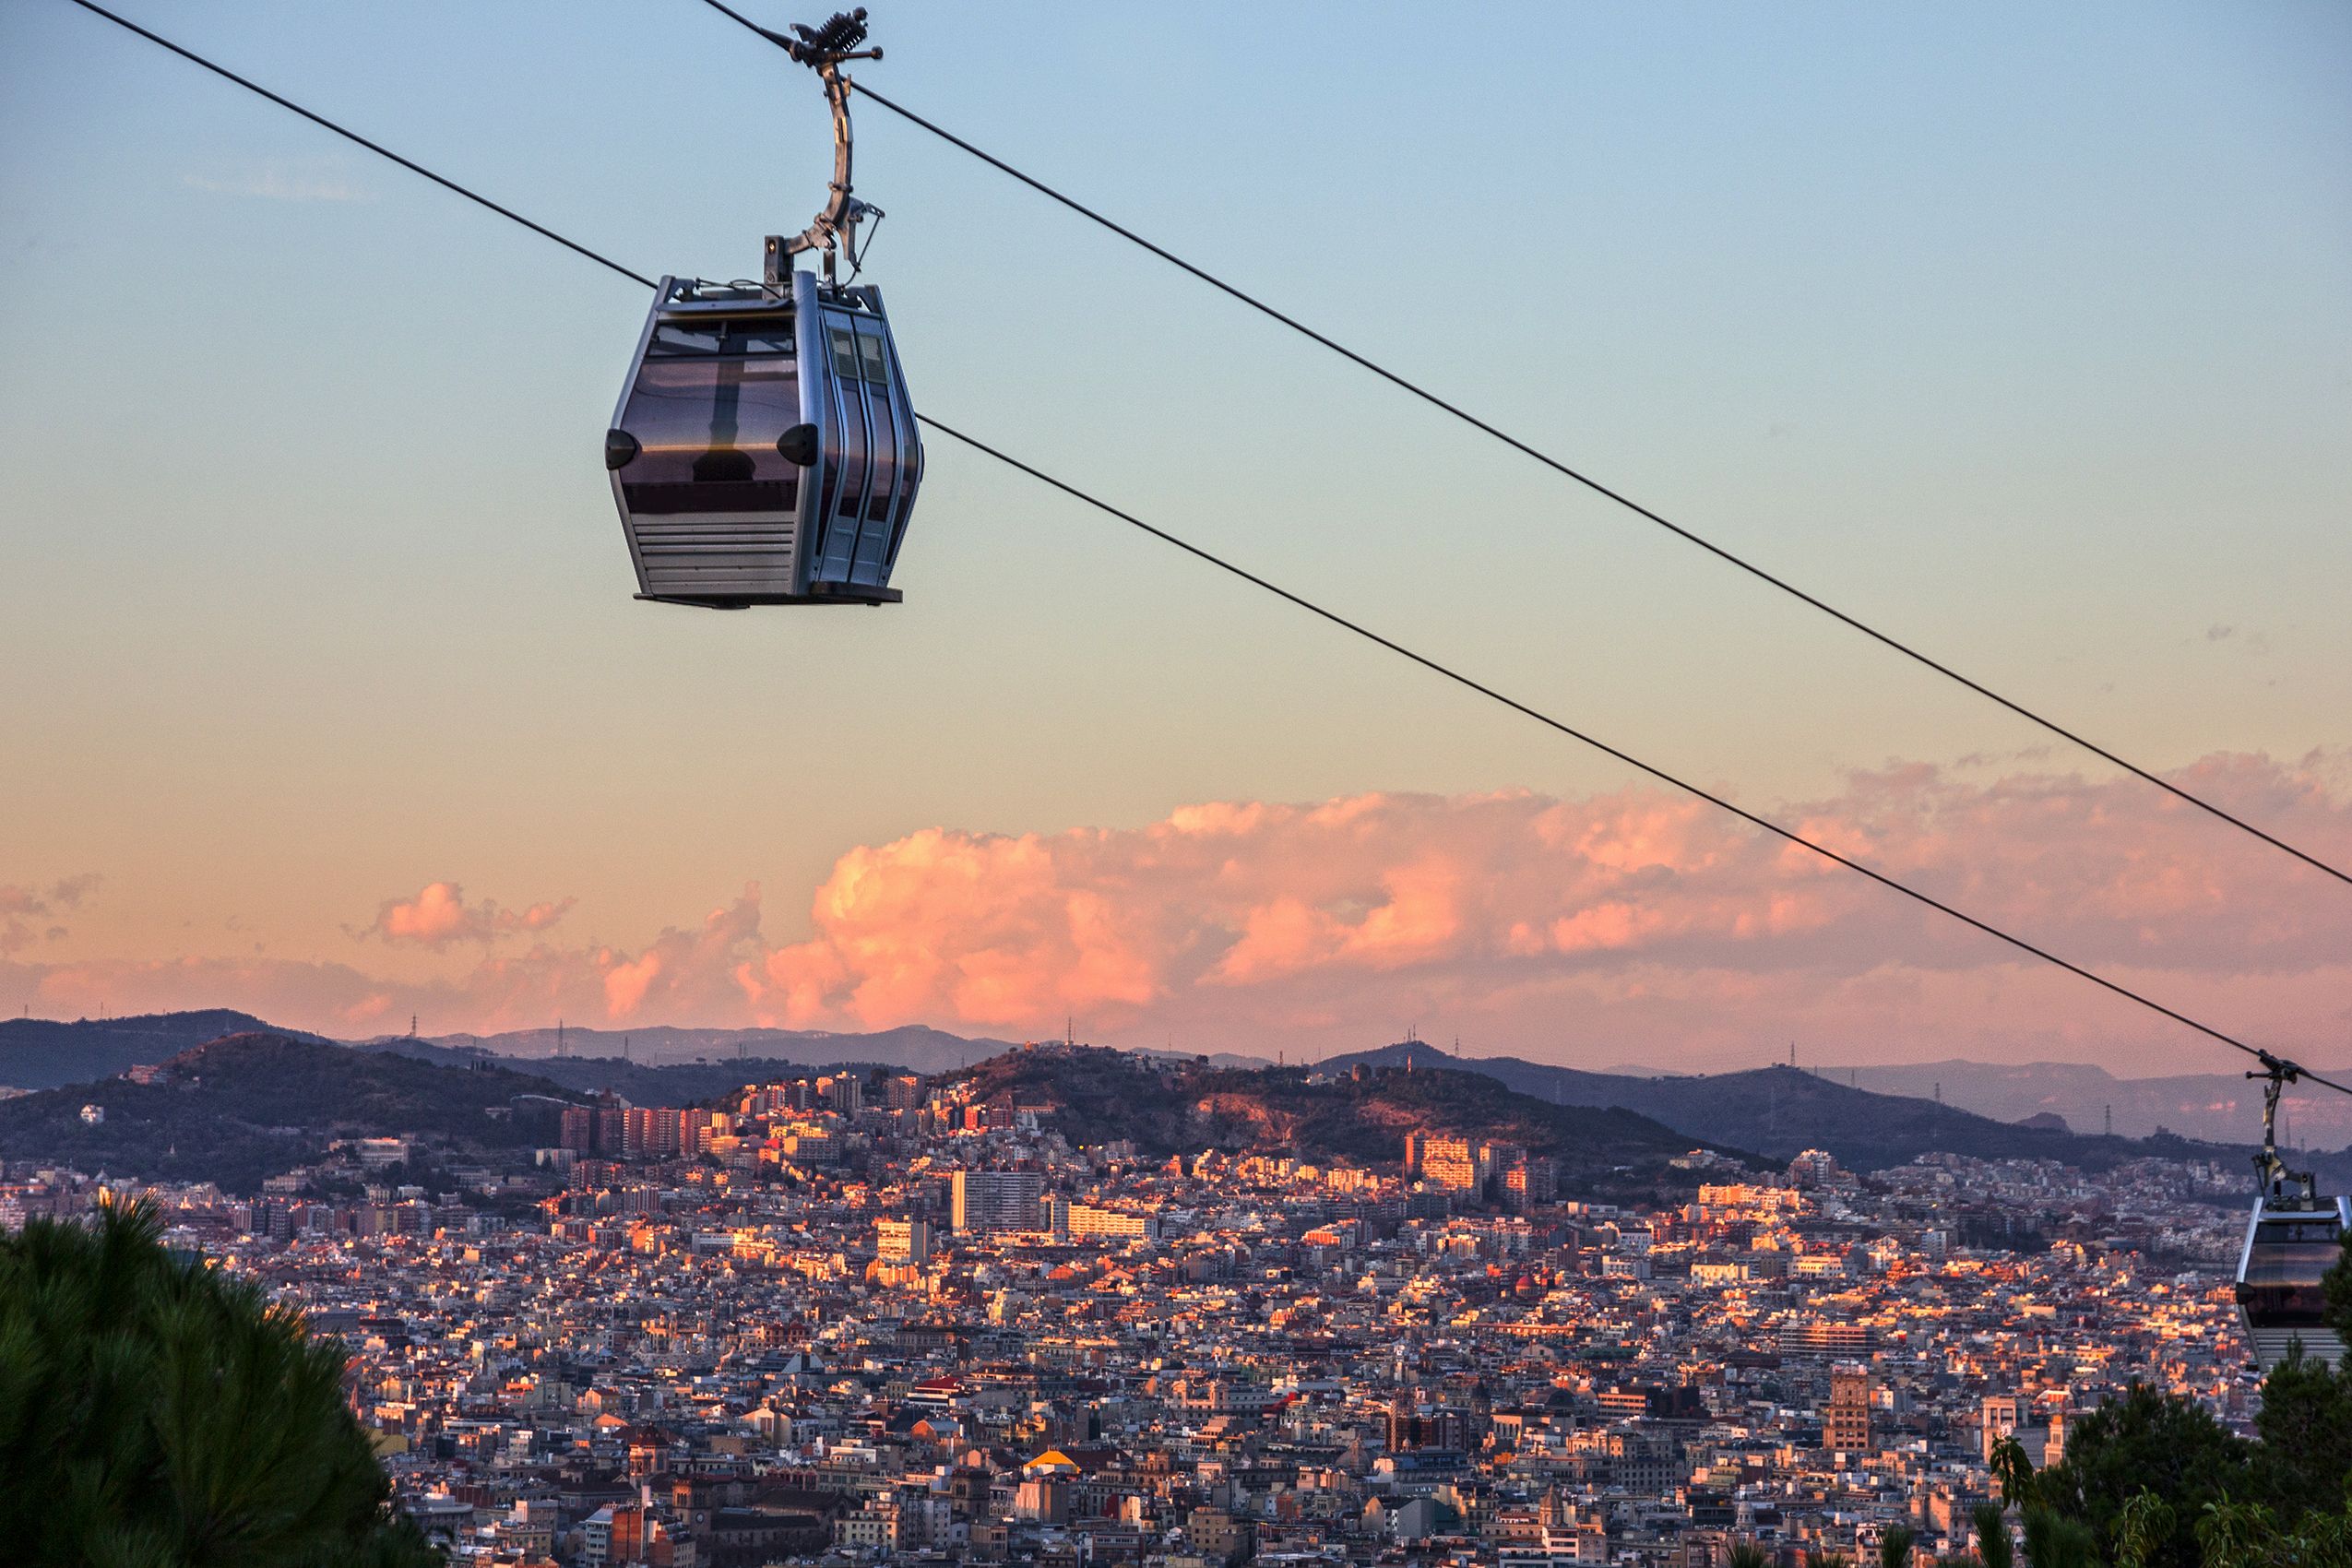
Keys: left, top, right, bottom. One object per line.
{"left": 8, "top": 753, "right": 2348, "bottom": 1071}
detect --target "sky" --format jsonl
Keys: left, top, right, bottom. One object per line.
{"left": 2, "top": 2, "right": 2347, "bottom": 1074}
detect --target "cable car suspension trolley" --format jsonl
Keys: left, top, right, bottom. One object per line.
{"left": 606, "top": 8, "right": 922, "bottom": 609}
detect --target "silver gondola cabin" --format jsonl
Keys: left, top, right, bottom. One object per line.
{"left": 605, "top": 9, "right": 921, "bottom": 610}
{"left": 2234, "top": 1052, "right": 2350, "bottom": 1372}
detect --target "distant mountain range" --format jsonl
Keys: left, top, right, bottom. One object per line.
{"left": 1827, "top": 1057, "right": 2352, "bottom": 1148}
{"left": 359, "top": 1035, "right": 896, "bottom": 1108}
{"left": 0, "top": 1011, "right": 2330, "bottom": 1187}
{"left": 1321, "top": 1039, "right": 2304, "bottom": 1182}
{"left": 0, "top": 1014, "right": 1265, "bottom": 1090}
{"left": 401, "top": 1022, "right": 1026, "bottom": 1075}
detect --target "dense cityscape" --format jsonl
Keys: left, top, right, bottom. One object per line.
{"left": 3, "top": 1040, "right": 2268, "bottom": 1567}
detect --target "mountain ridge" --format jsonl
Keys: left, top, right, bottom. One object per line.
{"left": 1321, "top": 1039, "right": 2295, "bottom": 1178}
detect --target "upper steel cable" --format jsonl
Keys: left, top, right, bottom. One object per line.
{"left": 58, "top": 0, "right": 2351, "bottom": 1095}
{"left": 691, "top": 0, "right": 2352, "bottom": 896}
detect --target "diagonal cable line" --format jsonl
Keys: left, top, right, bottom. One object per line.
{"left": 690, "top": 0, "right": 2352, "bottom": 896}
{"left": 58, "top": 0, "right": 2349, "bottom": 1094}
{"left": 916, "top": 418, "right": 2352, "bottom": 1097}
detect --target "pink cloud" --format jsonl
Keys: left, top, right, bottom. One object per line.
{"left": 360, "top": 881, "right": 577, "bottom": 949}
{"left": 734, "top": 752, "right": 2352, "bottom": 1065}
{"left": 9, "top": 753, "right": 2348, "bottom": 1072}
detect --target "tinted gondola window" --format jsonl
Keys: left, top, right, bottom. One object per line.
{"left": 854, "top": 321, "right": 898, "bottom": 577}
{"left": 821, "top": 321, "right": 870, "bottom": 578}
{"left": 617, "top": 316, "right": 801, "bottom": 506}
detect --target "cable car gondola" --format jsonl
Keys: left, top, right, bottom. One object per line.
{"left": 2234, "top": 1052, "right": 2350, "bottom": 1372}
{"left": 605, "top": 9, "right": 921, "bottom": 610}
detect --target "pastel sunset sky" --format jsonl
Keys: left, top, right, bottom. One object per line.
{"left": 3, "top": 3, "right": 2347, "bottom": 1072}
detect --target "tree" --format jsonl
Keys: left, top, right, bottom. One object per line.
{"left": 2243, "top": 1231, "right": 2352, "bottom": 1526}
{"left": 1971, "top": 1503, "right": 2013, "bottom": 1568}
{"left": 0, "top": 1201, "right": 440, "bottom": 1567}
{"left": 2037, "top": 1383, "right": 2253, "bottom": 1568}
{"left": 2112, "top": 1492, "right": 2174, "bottom": 1568}
{"left": 2015, "top": 1506, "right": 2096, "bottom": 1568}
{"left": 1879, "top": 1524, "right": 1916, "bottom": 1568}
{"left": 2252, "top": 1344, "right": 2352, "bottom": 1521}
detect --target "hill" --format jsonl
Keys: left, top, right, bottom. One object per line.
{"left": 944, "top": 1045, "right": 1749, "bottom": 1196}
{"left": 410, "top": 1023, "right": 1265, "bottom": 1075}
{"left": 1831, "top": 1056, "right": 2352, "bottom": 1147}
{"left": 0, "top": 1033, "right": 576, "bottom": 1190}
{"left": 0, "top": 1010, "right": 334, "bottom": 1090}
{"left": 361, "top": 1037, "right": 891, "bottom": 1107}
{"left": 1321, "top": 1039, "right": 2259, "bottom": 1175}
{"left": 408, "top": 1022, "right": 1024, "bottom": 1075}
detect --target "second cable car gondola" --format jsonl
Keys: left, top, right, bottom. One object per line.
{"left": 605, "top": 8, "right": 921, "bottom": 610}
{"left": 2234, "top": 1052, "right": 2351, "bottom": 1372}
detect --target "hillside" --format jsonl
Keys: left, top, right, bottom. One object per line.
{"left": 944, "top": 1045, "right": 1749, "bottom": 1195}
{"left": 1833, "top": 1057, "right": 2352, "bottom": 1147}
{"left": 409, "top": 1023, "right": 1265, "bottom": 1075}
{"left": 0, "top": 1033, "right": 574, "bottom": 1189}
{"left": 1323, "top": 1040, "right": 2262, "bottom": 1174}
{"left": 362, "top": 1037, "right": 892, "bottom": 1107}
{"left": 406, "top": 1022, "right": 1023, "bottom": 1075}
{"left": 0, "top": 1010, "right": 334, "bottom": 1090}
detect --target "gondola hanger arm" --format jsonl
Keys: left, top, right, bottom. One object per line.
{"left": 759, "top": 8, "right": 883, "bottom": 280}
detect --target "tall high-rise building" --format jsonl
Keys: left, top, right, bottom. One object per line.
{"left": 878, "top": 1217, "right": 933, "bottom": 1263}
{"left": 1825, "top": 1367, "right": 1872, "bottom": 1454}
{"left": 1404, "top": 1134, "right": 1524, "bottom": 1196}
{"left": 951, "top": 1170, "right": 1043, "bottom": 1236}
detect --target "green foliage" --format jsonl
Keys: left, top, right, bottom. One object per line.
{"left": 2196, "top": 1496, "right": 2282, "bottom": 1568}
{"left": 2113, "top": 1492, "right": 2175, "bottom": 1568}
{"left": 1972, "top": 1503, "right": 2013, "bottom": 1568}
{"left": 0, "top": 1202, "right": 440, "bottom": 1568}
{"left": 1879, "top": 1524, "right": 1916, "bottom": 1568}
{"left": 2327, "top": 1230, "right": 2352, "bottom": 1346}
{"left": 2253, "top": 1345, "right": 2352, "bottom": 1521}
{"left": 1727, "top": 1544, "right": 1774, "bottom": 1568}
{"left": 2181, "top": 1486, "right": 2352, "bottom": 1568}
{"left": 2018, "top": 1507, "right": 2096, "bottom": 1568}
{"left": 2038, "top": 1383, "right": 2254, "bottom": 1568}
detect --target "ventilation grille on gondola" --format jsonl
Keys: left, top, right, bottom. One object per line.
{"left": 632, "top": 517, "right": 799, "bottom": 596}
{"left": 2243, "top": 1324, "right": 2346, "bottom": 1369}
